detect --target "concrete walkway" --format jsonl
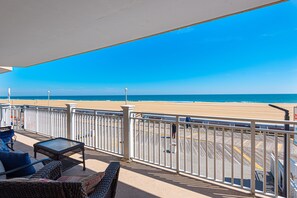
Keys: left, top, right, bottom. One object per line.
{"left": 15, "top": 130, "right": 257, "bottom": 198}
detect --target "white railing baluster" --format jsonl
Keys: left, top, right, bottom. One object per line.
{"left": 198, "top": 125, "right": 201, "bottom": 176}
{"left": 206, "top": 126, "right": 208, "bottom": 178}
{"left": 114, "top": 116, "right": 116, "bottom": 153}
{"left": 164, "top": 122, "right": 167, "bottom": 167}
{"left": 153, "top": 121, "right": 155, "bottom": 164}
{"left": 159, "top": 122, "right": 161, "bottom": 165}
{"left": 184, "top": 123, "right": 186, "bottom": 172}
{"left": 231, "top": 128, "right": 234, "bottom": 185}
{"left": 263, "top": 131, "right": 266, "bottom": 193}
{"left": 191, "top": 124, "right": 193, "bottom": 175}
{"left": 170, "top": 122, "right": 173, "bottom": 169}
{"left": 250, "top": 121, "right": 256, "bottom": 195}
{"left": 222, "top": 128, "right": 225, "bottom": 183}
{"left": 286, "top": 132, "right": 291, "bottom": 198}
{"left": 274, "top": 133, "right": 278, "bottom": 196}
{"left": 214, "top": 127, "right": 216, "bottom": 180}
{"left": 241, "top": 129, "right": 244, "bottom": 188}
{"left": 147, "top": 120, "right": 151, "bottom": 162}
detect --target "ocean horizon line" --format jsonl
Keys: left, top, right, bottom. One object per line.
{"left": 1, "top": 94, "right": 297, "bottom": 103}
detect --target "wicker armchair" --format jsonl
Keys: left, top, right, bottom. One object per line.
{"left": 0, "top": 126, "right": 16, "bottom": 151}
{"left": 0, "top": 161, "right": 120, "bottom": 198}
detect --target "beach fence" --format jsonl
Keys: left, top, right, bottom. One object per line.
{"left": 6, "top": 104, "right": 297, "bottom": 197}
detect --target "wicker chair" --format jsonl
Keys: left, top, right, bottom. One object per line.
{"left": 0, "top": 126, "right": 16, "bottom": 151}
{"left": 0, "top": 161, "right": 121, "bottom": 198}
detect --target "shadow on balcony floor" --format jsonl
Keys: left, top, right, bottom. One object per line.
{"left": 15, "top": 130, "right": 255, "bottom": 198}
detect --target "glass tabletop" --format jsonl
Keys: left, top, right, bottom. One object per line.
{"left": 37, "top": 138, "right": 81, "bottom": 152}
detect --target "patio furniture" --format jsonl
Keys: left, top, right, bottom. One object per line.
{"left": 0, "top": 126, "right": 16, "bottom": 150}
{"left": 34, "top": 137, "right": 85, "bottom": 171}
{"left": 0, "top": 158, "right": 55, "bottom": 179}
{"left": 0, "top": 161, "right": 120, "bottom": 198}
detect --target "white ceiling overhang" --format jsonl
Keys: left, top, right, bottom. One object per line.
{"left": 0, "top": 0, "right": 285, "bottom": 67}
{"left": 0, "top": 67, "right": 12, "bottom": 74}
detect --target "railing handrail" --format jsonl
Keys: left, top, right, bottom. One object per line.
{"left": 133, "top": 111, "right": 297, "bottom": 125}
{"left": 72, "top": 107, "right": 123, "bottom": 114}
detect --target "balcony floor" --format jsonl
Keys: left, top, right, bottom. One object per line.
{"left": 15, "top": 130, "right": 256, "bottom": 198}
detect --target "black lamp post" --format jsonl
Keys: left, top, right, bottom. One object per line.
{"left": 268, "top": 104, "right": 289, "bottom": 197}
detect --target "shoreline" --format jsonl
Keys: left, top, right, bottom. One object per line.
{"left": 3, "top": 98, "right": 297, "bottom": 104}
{"left": 1, "top": 99, "right": 297, "bottom": 121}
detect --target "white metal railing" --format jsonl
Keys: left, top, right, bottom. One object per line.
{"left": 6, "top": 104, "right": 297, "bottom": 197}
{"left": 131, "top": 112, "right": 297, "bottom": 198}
{"left": 10, "top": 106, "right": 23, "bottom": 130}
{"left": 72, "top": 108, "right": 124, "bottom": 155}
{"left": 0, "top": 103, "right": 11, "bottom": 127}
{"left": 23, "top": 106, "right": 67, "bottom": 138}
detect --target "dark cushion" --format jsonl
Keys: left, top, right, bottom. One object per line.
{"left": 0, "top": 151, "right": 36, "bottom": 178}
{"left": 0, "top": 139, "right": 9, "bottom": 152}
{"left": 0, "top": 129, "right": 14, "bottom": 143}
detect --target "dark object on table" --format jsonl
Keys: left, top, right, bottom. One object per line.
{"left": 34, "top": 137, "right": 85, "bottom": 171}
{"left": 0, "top": 126, "right": 16, "bottom": 150}
{"left": 0, "top": 161, "right": 121, "bottom": 198}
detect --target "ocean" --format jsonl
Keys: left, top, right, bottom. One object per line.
{"left": 1, "top": 94, "right": 297, "bottom": 103}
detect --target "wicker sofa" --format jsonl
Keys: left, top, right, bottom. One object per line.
{"left": 0, "top": 161, "right": 120, "bottom": 198}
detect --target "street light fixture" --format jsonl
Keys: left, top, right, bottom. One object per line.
{"left": 268, "top": 104, "right": 289, "bottom": 196}
{"left": 125, "top": 88, "right": 128, "bottom": 105}
{"left": 8, "top": 88, "right": 11, "bottom": 104}
{"left": 47, "top": 90, "right": 51, "bottom": 108}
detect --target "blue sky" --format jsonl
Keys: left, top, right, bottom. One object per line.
{"left": 1, "top": 1, "right": 297, "bottom": 96}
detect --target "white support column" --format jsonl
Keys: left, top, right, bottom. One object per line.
{"left": 121, "top": 105, "right": 135, "bottom": 160}
{"left": 66, "top": 103, "right": 77, "bottom": 140}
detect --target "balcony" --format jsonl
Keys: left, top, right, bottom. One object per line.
{"left": 1, "top": 104, "right": 297, "bottom": 197}
{"left": 14, "top": 129, "right": 255, "bottom": 198}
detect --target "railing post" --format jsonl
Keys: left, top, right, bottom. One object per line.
{"left": 23, "top": 106, "right": 27, "bottom": 130}
{"left": 66, "top": 103, "right": 76, "bottom": 140}
{"left": 36, "top": 106, "right": 39, "bottom": 132}
{"left": 176, "top": 115, "right": 180, "bottom": 173}
{"left": 250, "top": 121, "right": 256, "bottom": 195}
{"left": 121, "top": 105, "right": 135, "bottom": 161}
{"left": 94, "top": 110, "right": 97, "bottom": 149}
{"left": 49, "top": 107, "right": 53, "bottom": 138}
{"left": 286, "top": 132, "right": 291, "bottom": 198}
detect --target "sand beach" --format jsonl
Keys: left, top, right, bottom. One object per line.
{"left": 1, "top": 99, "right": 296, "bottom": 121}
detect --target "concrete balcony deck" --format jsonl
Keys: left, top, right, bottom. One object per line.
{"left": 15, "top": 130, "right": 256, "bottom": 198}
